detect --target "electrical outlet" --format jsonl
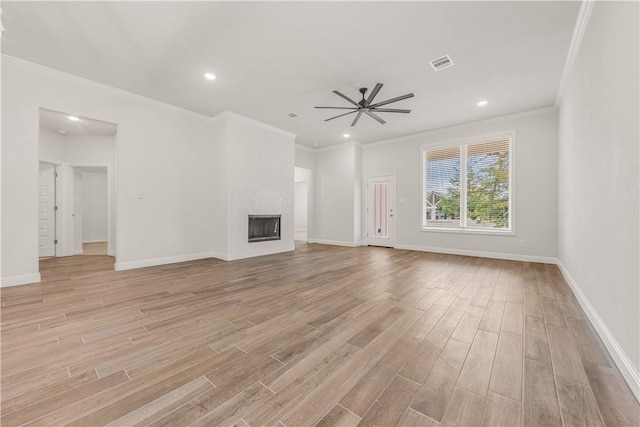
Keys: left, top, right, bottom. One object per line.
{"left": 518, "top": 240, "right": 525, "bottom": 247}
{"left": 167, "top": 240, "right": 173, "bottom": 248}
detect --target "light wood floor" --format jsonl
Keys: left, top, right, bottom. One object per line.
{"left": 1, "top": 243, "right": 638, "bottom": 426}
{"left": 82, "top": 242, "right": 108, "bottom": 256}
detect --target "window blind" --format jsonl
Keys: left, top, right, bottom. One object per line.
{"left": 423, "top": 136, "right": 511, "bottom": 232}
{"left": 466, "top": 139, "right": 510, "bottom": 229}
{"left": 424, "top": 146, "right": 460, "bottom": 227}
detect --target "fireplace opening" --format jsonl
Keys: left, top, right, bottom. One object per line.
{"left": 248, "top": 215, "right": 281, "bottom": 242}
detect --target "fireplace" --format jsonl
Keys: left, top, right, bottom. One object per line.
{"left": 248, "top": 215, "right": 281, "bottom": 242}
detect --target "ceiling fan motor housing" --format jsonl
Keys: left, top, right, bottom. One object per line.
{"left": 359, "top": 88, "right": 369, "bottom": 107}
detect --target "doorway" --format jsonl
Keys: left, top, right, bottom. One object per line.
{"left": 294, "top": 167, "right": 312, "bottom": 242}
{"left": 367, "top": 175, "right": 395, "bottom": 247}
{"left": 38, "top": 108, "right": 117, "bottom": 262}
{"left": 73, "top": 166, "right": 109, "bottom": 255}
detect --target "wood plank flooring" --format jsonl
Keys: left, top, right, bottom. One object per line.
{"left": 82, "top": 242, "right": 108, "bottom": 256}
{"left": 1, "top": 242, "right": 638, "bottom": 426}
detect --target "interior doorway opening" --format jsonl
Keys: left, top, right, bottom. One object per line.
{"left": 294, "top": 167, "right": 312, "bottom": 242}
{"left": 38, "top": 108, "right": 117, "bottom": 264}
{"left": 73, "top": 166, "right": 109, "bottom": 256}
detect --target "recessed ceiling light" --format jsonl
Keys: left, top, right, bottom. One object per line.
{"left": 58, "top": 130, "right": 67, "bottom": 135}
{"left": 313, "top": 142, "right": 319, "bottom": 147}
{"left": 68, "top": 116, "right": 80, "bottom": 121}
{"left": 343, "top": 133, "right": 350, "bottom": 138}
{"left": 477, "top": 100, "right": 488, "bottom": 107}
{"left": 204, "top": 73, "right": 216, "bottom": 80}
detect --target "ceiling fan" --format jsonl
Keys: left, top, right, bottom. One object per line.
{"left": 315, "top": 83, "right": 414, "bottom": 126}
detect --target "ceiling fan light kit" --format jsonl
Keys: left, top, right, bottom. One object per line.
{"left": 315, "top": 83, "right": 414, "bottom": 126}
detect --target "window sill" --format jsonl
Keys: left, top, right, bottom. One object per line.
{"left": 421, "top": 227, "right": 514, "bottom": 236}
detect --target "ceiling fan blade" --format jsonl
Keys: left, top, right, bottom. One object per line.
{"left": 365, "top": 83, "right": 383, "bottom": 106}
{"left": 351, "top": 111, "right": 364, "bottom": 127}
{"left": 365, "top": 110, "right": 386, "bottom": 124}
{"left": 370, "top": 108, "right": 411, "bottom": 113}
{"left": 333, "top": 90, "right": 360, "bottom": 106}
{"left": 325, "top": 110, "right": 358, "bottom": 122}
{"left": 314, "top": 106, "right": 358, "bottom": 110}
{"left": 370, "top": 93, "right": 414, "bottom": 108}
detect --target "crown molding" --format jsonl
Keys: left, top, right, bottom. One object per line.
{"left": 364, "top": 106, "right": 557, "bottom": 149}
{"left": 555, "top": 0, "right": 595, "bottom": 106}
{"left": 314, "top": 140, "right": 363, "bottom": 153}
{"left": 295, "top": 143, "right": 315, "bottom": 153}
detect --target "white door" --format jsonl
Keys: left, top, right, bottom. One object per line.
{"left": 367, "top": 175, "right": 395, "bottom": 247}
{"left": 38, "top": 163, "right": 56, "bottom": 257}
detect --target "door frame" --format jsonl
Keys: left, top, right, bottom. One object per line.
{"left": 366, "top": 174, "right": 396, "bottom": 247}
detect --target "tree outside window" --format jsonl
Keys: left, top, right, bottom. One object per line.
{"left": 423, "top": 136, "right": 511, "bottom": 232}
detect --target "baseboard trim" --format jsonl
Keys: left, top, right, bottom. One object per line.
{"left": 114, "top": 252, "right": 217, "bottom": 271}
{"left": 210, "top": 252, "right": 232, "bottom": 261}
{"left": 82, "top": 240, "right": 107, "bottom": 244}
{"left": 393, "top": 244, "right": 557, "bottom": 264}
{"left": 556, "top": 261, "right": 640, "bottom": 401}
{"left": 1, "top": 273, "right": 41, "bottom": 287}
{"left": 307, "top": 239, "right": 365, "bottom": 248}
{"left": 225, "top": 247, "right": 295, "bottom": 261}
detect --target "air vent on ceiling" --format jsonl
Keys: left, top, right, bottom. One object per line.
{"left": 429, "top": 55, "right": 454, "bottom": 71}
{"left": 286, "top": 112, "right": 301, "bottom": 118}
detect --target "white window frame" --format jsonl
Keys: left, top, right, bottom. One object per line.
{"left": 420, "top": 130, "right": 515, "bottom": 236}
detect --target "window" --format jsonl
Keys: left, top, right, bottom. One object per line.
{"left": 422, "top": 134, "right": 512, "bottom": 233}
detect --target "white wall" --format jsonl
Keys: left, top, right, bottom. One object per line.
{"left": 53, "top": 133, "right": 115, "bottom": 164}
{"left": 2, "top": 56, "right": 219, "bottom": 282}
{"left": 557, "top": 1, "right": 639, "bottom": 396}
{"left": 363, "top": 109, "right": 558, "bottom": 261}
{"left": 295, "top": 145, "right": 315, "bottom": 170}
{"left": 312, "top": 142, "right": 363, "bottom": 246}
{"left": 81, "top": 170, "right": 108, "bottom": 242}
{"left": 294, "top": 166, "right": 312, "bottom": 183}
{"left": 209, "top": 114, "right": 229, "bottom": 259}
{"left": 353, "top": 143, "right": 363, "bottom": 244}
{"left": 39, "top": 127, "right": 67, "bottom": 160}
{"left": 225, "top": 113, "right": 296, "bottom": 260}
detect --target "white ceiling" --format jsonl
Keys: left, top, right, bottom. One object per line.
{"left": 39, "top": 108, "right": 118, "bottom": 136}
{"left": 2, "top": 2, "right": 580, "bottom": 147}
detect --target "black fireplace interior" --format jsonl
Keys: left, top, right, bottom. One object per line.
{"left": 248, "top": 215, "right": 281, "bottom": 242}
